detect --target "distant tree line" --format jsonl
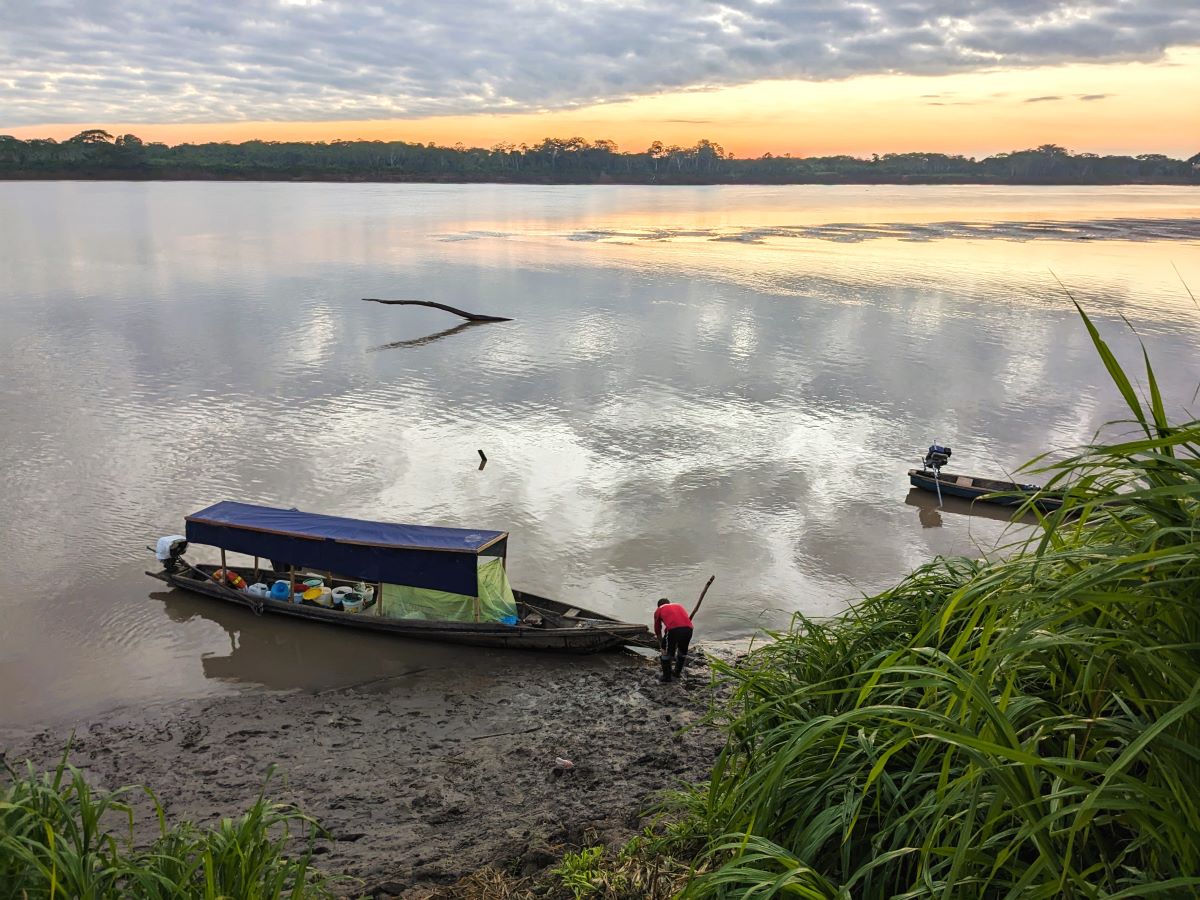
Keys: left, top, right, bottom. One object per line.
{"left": 2, "top": 130, "right": 1198, "bottom": 184}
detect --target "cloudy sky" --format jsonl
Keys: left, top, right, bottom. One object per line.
{"left": 3, "top": 0, "right": 1198, "bottom": 155}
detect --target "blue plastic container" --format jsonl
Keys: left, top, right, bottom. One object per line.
{"left": 270, "top": 580, "right": 290, "bottom": 601}
{"left": 499, "top": 614, "right": 519, "bottom": 626}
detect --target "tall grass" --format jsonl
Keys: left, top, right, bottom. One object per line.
{"left": 0, "top": 749, "right": 334, "bottom": 899}
{"left": 680, "top": 309, "right": 1200, "bottom": 898}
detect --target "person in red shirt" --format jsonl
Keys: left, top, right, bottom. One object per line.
{"left": 653, "top": 598, "right": 694, "bottom": 682}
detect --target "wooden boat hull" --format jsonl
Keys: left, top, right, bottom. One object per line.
{"left": 908, "top": 469, "right": 1063, "bottom": 512}
{"left": 146, "top": 567, "right": 654, "bottom": 653}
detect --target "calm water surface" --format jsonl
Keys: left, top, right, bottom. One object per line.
{"left": 2, "top": 183, "right": 1198, "bottom": 725}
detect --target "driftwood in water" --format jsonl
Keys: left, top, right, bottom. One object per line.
{"left": 363, "top": 298, "right": 512, "bottom": 322}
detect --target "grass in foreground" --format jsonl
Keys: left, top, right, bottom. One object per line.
{"left": 668, "top": 307, "right": 1200, "bottom": 897}
{"left": 0, "top": 749, "right": 334, "bottom": 899}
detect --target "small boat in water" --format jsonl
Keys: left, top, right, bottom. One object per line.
{"left": 907, "top": 443, "right": 1063, "bottom": 511}
{"left": 147, "top": 501, "right": 654, "bottom": 652}
{"left": 908, "top": 469, "right": 1063, "bottom": 511}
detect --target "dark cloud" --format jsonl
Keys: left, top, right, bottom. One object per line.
{"left": 1, "top": 0, "right": 1197, "bottom": 125}
{"left": 1079, "top": 93, "right": 1111, "bottom": 100}
{"left": 1025, "top": 95, "right": 1063, "bottom": 102}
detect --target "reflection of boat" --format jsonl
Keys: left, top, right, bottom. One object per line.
{"left": 147, "top": 501, "right": 652, "bottom": 652}
{"left": 908, "top": 469, "right": 1063, "bottom": 511}
{"left": 904, "top": 488, "right": 1039, "bottom": 526}
{"left": 153, "top": 589, "right": 465, "bottom": 690}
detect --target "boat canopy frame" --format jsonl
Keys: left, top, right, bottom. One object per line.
{"left": 184, "top": 501, "right": 508, "bottom": 597}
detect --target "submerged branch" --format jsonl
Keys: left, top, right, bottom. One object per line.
{"left": 363, "top": 298, "right": 512, "bottom": 322}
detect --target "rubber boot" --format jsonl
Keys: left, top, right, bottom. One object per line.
{"left": 673, "top": 654, "right": 686, "bottom": 679}
{"left": 660, "top": 656, "right": 673, "bottom": 682}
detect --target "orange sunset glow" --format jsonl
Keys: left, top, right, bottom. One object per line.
{"left": 8, "top": 49, "right": 1199, "bottom": 159}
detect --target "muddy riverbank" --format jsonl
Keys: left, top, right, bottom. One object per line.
{"left": 1, "top": 646, "right": 729, "bottom": 897}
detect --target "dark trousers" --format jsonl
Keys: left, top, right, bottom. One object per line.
{"left": 663, "top": 626, "right": 693, "bottom": 676}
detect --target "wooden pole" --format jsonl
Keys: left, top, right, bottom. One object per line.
{"left": 689, "top": 575, "right": 715, "bottom": 620}
{"left": 253, "top": 556, "right": 259, "bottom": 582}
{"left": 220, "top": 548, "right": 227, "bottom": 577}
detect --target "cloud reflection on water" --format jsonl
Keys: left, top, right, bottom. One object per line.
{"left": 0, "top": 182, "right": 1198, "bottom": 723}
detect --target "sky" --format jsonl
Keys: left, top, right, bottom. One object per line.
{"left": 2, "top": 1, "right": 1199, "bottom": 158}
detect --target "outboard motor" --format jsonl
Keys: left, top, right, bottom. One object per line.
{"left": 921, "top": 444, "right": 952, "bottom": 506}
{"left": 923, "top": 444, "right": 952, "bottom": 472}
{"left": 155, "top": 535, "right": 188, "bottom": 572}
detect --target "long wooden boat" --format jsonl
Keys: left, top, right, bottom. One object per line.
{"left": 908, "top": 468, "right": 1064, "bottom": 512}
{"left": 147, "top": 501, "right": 654, "bottom": 653}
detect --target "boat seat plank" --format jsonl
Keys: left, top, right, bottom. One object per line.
{"left": 563, "top": 607, "right": 580, "bottom": 617}
{"left": 956, "top": 476, "right": 973, "bottom": 487}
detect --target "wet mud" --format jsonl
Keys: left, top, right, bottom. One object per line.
{"left": 2, "top": 648, "right": 727, "bottom": 898}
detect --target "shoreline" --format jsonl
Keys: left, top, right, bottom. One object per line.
{"left": 1, "top": 645, "right": 730, "bottom": 898}
{"left": 2, "top": 173, "right": 1198, "bottom": 187}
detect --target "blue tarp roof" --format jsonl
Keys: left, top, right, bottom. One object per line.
{"left": 186, "top": 501, "right": 507, "bottom": 553}
{"left": 184, "top": 502, "right": 508, "bottom": 595}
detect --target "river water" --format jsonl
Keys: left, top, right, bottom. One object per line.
{"left": 1, "top": 182, "right": 1197, "bottom": 725}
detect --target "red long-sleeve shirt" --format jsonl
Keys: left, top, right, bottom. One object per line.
{"left": 654, "top": 602, "right": 693, "bottom": 638}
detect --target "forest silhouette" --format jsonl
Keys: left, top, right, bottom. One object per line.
{"left": 3, "top": 130, "right": 1197, "bottom": 184}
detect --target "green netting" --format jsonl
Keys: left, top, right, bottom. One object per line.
{"left": 381, "top": 558, "right": 517, "bottom": 623}
{"left": 381, "top": 583, "right": 476, "bottom": 621}
{"left": 478, "top": 556, "right": 518, "bottom": 620}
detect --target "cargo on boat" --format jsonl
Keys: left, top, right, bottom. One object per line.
{"left": 147, "top": 501, "right": 653, "bottom": 652}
